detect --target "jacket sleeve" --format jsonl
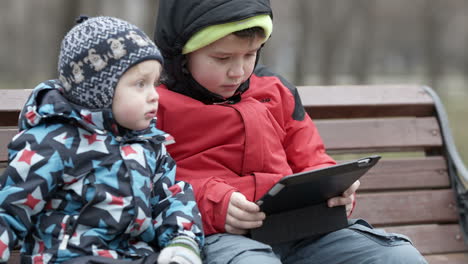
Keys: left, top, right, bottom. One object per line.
{"left": 151, "top": 145, "right": 204, "bottom": 249}
{"left": 262, "top": 69, "right": 337, "bottom": 173}
{"left": 271, "top": 71, "right": 360, "bottom": 215}
{"left": 0, "top": 128, "right": 63, "bottom": 262}
{"left": 173, "top": 159, "right": 285, "bottom": 235}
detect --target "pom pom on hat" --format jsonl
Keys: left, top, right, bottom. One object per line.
{"left": 58, "top": 16, "right": 163, "bottom": 109}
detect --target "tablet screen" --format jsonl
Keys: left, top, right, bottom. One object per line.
{"left": 256, "top": 155, "right": 380, "bottom": 215}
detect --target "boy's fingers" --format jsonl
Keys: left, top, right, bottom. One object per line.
{"left": 343, "top": 180, "right": 360, "bottom": 197}
{"left": 230, "top": 192, "right": 260, "bottom": 212}
{"left": 225, "top": 215, "right": 263, "bottom": 233}
{"left": 225, "top": 192, "right": 265, "bottom": 234}
{"left": 327, "top": 196, "right": 353, "bottom": 207}
{"left": 228, "top": 204, "right": 265, "bottom": 221}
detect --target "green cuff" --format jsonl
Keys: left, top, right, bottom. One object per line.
{"left": 167, "top": 236, "right": 200, "bottom": 257}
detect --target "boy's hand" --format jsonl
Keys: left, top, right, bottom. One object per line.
{"left": 225, "top": 192, "right": 266, "bottom": 235}
{"left": 327, "top": 180, "right": 360, "bottom": 217}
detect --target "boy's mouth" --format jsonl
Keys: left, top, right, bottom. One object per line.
{"left": 223, "top": 83, "right": 240, "bottom": 89}
{"left": 145, "top": 110, "right": 157, "bottom": 118}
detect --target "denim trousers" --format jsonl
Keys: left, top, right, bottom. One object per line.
{"left": 202, "top": 219, "right": 427, "bottom": 264}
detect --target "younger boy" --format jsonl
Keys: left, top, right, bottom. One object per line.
{"left": 154, "top": 0, "right": 427, "bottom": 263}
{"left": 0, "top": 16, "right": 203, "bottom": 264}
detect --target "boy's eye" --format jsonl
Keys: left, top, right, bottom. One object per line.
{"left": 214, "top": 56, "right": 229, "bottom": 61}
{"left": 136, "top": 80, "right": 146, "bottom": 88}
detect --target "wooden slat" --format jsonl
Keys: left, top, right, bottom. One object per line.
{"left": 315, "top": 117, "right": 442, "bottom": 151}
{"left": 0, "top": 113, "right": 21, "bottom": 127}
{"left": 425, "top": 253, "right": 468, "bottom": 264}
{"left": 357, "top": 157, "right": 449, "bottom": 191}
{"left": 353, "top": 189, "right": 458, "bottom": 225}
{"left": 298, "top": 85, "right": 435, "bottom": 119}
{"left": 0, "top": 89, "right": 30, "bottom": 111}
{"left": 8, "top": 250, "right": 20, "bottom": 264}
{"left": 384, "top": 224, "right": 467, "bottom": 255}
{"left": 0, "top": 161, "right": 6, "bottom": 172}
{"left": 0, "top": 89, "right": 29, "bottom": 126}
{"left": 0, "top": 128, "right": 18, "bottom": 161}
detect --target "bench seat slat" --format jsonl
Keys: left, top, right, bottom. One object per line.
{"left": 298, "top": 85, "right": 434, "bottom": 119}
{"left": 355, "top": 157, "right": 449, "bottom": 191}
{"left": 315, "top": 117, "right": 442, "bottom": 151}
{"left": 384, "top": 224, "right": 468, "bottom": 255}
{"left": 354, "top": 189, "right": 458, "bottom": 225}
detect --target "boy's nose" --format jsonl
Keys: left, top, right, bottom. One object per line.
{"left": 228, "top": 62, "right": 244, "bottom": 79}
{"left": 149, "top": 88, "right": 159, "bottom": 102}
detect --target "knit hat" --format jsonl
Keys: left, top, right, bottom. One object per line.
{"left": 182, "top": 14, "right": 273, "bottom": 54}
{"left": 58, "top": 16, "right": 163, "bottom": 109}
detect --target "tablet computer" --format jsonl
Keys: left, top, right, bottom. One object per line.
{"left": 256, "top": 155, "right": 381, "bottom": 215}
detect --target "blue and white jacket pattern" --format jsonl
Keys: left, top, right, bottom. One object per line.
{"left": 0, "top": 80, "right": 203, "bottom": 263}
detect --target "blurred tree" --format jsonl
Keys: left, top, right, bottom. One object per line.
{"left": 294, "top": 0, "right": 309, "bottom": 85}
{"left": 316, "top": 0, "right": 355, "bottom": 85}
{"left": 349, "top": 0, "right": 375, "bottom": 84}
{"left": 423, "top": 0, "right": 443, "bottom": 89}
{"left": 61, "top": 0, "right": 82, "bottom": 32}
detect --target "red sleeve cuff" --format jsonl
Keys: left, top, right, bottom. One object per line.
{"left": 200, "top": 182, "right": 237, "bottom": 235}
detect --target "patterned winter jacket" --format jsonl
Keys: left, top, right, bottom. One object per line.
{"left": 0, "top": 80, "right": 204, "bottom": 263}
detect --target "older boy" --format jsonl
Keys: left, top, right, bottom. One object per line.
{"left": 155, "top": 0, "right": 427, "bottom": 263}
{"left": 0, "top": 16, "right": 203, "bottom": 264}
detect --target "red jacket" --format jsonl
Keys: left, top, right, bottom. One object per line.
{"left": 156, "top": 68, "right": 336, "bottom": 235}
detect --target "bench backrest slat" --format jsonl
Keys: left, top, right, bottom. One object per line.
{"left": 315, "top": 117, "right": 442, "bottom": 151}
{"left": 355, "top": 189, "right": 458, "bottom": 225}
{"left": 359, "top": 157, "right": 449, "bottom": 191}
{"left": 0, "top": 128, "right": 19, "bottom": 161}
{"left": 299, "top": 85, "right": 434, "bottom": 119}
{"left": 0, "top": 89, "right": 31, "bottom": 111}
{"left": 0, "top": 89, "right": 29, "bottom": 126}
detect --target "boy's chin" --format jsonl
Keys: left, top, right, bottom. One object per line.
{"left": 218, "top": 91, "right": 236, "bottom": 99}
{"left": 123, "top": 123, "right": 151, "bottom": 131}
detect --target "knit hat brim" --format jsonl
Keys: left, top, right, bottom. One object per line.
{"left": 182, "top": 14, "right": 272, "bottom": 54}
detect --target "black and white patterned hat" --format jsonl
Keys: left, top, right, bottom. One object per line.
{"left": 58, "top": 16, "right": 163, "bottom": 109}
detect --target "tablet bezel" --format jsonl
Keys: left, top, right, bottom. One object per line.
{"left": 256, "top": 155, "right": 381, "bottom": 215}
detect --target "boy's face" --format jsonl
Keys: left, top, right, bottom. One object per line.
{"left": 186, "top": 33, "right": 264, "bottom": 98}
{"left": 112, "top": 60, "right": 162, "bottom": 131}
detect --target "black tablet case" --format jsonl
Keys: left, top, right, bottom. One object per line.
{"left": 250, "top": 155, "right": 380, "bottom": 244}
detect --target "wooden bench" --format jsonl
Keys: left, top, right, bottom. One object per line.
{"left": 0, "top": 89, "right": 31, "bottom": 264}
{"left": 1, "top": 85, "right": 468, "bottom": 263}
{"left": 297, "top": 84, "right": 468, "bottom": 263}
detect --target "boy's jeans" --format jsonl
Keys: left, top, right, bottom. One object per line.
{"left": 203, "top": 219, "right": 427, "bottom": 264}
